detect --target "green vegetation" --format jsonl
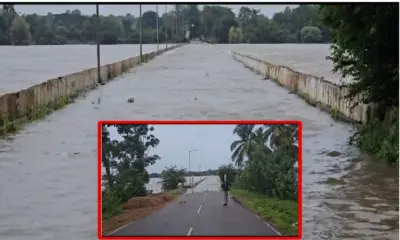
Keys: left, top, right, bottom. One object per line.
{"left": 0, "top": 4, "right": 330, "bottom": 45}
{"left": 218, "top": 124, "right": 299, "bottom": 236}
{"left": 0, "top": 91, "right": 83, "bottom": 136}
{"left": 230, "top": 188, "right": 298, "bottom": 236}
{"left": 101, "top": 124, "right": 161, "bottom": 220}
{"left": 320, "top": 4, "right": 399, "bottom": 165}
{"left": 159, "top": 165, "right": 187, "bottom": 190}
{"left": 217, "top": 164, "right": 237, "bottom": 184}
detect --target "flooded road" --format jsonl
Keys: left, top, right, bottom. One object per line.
{"left": 0, "top": 44, "right": 176, "bottom": 94}
{"left": 0, "top": 44, "right": 398, "bottom": 240}
{"left": 146, "top": 176, "right": 210, "bottom": 193}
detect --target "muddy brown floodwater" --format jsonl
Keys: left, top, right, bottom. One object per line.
{"left": 0, "top": 44, "right": 398, "bottom": 240}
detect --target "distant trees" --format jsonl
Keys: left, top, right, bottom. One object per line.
{"left": 0, "top": 4, "right": 331, "bottom": 45}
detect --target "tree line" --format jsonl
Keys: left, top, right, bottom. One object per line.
{"left": 218, "top": 124, "right": 298, "bottom": 201}
{"left": 0, "top": 4, "right": 330, "bottom": 45}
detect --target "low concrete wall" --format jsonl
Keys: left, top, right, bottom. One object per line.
{"left": 0, "top": 44, "right": 184, "bottom": 134}
{"left": 231, "top": 51, "right": 371, "bottom": 123}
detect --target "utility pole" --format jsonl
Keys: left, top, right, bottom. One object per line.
{"left": 139, "top": 4, "right": 142, "bottom": 61}
{"left": 165, "top": 5, "right": 168, "bottom": 48}
{"left": 176, "top": 5, "right": 179, "bottom": 43}
{"left": 156, "top": 4, "right": 159, "bottom": 52}
{"left": 96, "top": 4, "right": 101, "bottom": 84}
{"left": 188, "top": 149, "right": 198, "bottom": 188}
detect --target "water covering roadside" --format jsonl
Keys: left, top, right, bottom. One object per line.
{"left": 0, "top": 44, "right": 397, "bottom": 240}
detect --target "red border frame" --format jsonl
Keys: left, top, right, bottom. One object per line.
{"left": 97, "top": 120, "right": 302, "bottom": 240}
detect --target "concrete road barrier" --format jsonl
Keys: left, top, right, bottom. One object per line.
{"left": 0, "top": 44, "right": 185, "bottom": 135}
{"left": 231, "top": 51, "right": 375, "bottom": 124}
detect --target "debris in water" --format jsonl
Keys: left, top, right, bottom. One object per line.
{"left": 325, "top": 177, "right": 346, "bottom": 185}
{"left": 327, "top": 151, "right": 341, "bottom": 157}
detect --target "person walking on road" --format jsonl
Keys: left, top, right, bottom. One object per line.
{"left": 221, "top": 175, "right": 231, "bottom": 206}
{"left": 177, "top": 180, "right": 186, "bottom": 203}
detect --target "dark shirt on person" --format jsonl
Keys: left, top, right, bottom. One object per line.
{"left": 221, "top": 181, "right": 231, "bottom": 191}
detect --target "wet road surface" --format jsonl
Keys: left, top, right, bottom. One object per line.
{"left": 0, "top": 43, "right": 398, "bottom": 240}
{"left": 108, "top": 190, "right": 280, "bottom": 236}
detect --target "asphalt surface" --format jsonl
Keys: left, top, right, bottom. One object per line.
{"left": 107, "top": 191, "right": 281, "bottom": 236}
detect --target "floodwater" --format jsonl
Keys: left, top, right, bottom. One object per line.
{"left": 218, "top": 43, "right": 351, "bottom": 84}
{"left": 0, "top": 43, "right": 398, "bottom": 240}
{"left": 146, "top": 176, "right": 209, "bottom": 193}
{"left": 0, "top": 44, "right": 176, "bottom": 94}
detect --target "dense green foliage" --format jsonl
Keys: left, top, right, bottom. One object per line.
{"left": 0, "top": 4, "right": 330, "bottom": 45}
{"left": 101, "top": 124, "right": 161, "bottom": 219}
{"left": 159, "top": 165, "right": 187, "bottom": 190}
{"left": 227, "top": 124, "right": 298, "bottom": 201}
{"left": 218, "top": 124, "right": 299, "bottom": 235}
{"left": 217, "top": 164, "right": 237, "bottom": 184}
{"left": 320, "top": 4, "right": 399, "bottom": 164}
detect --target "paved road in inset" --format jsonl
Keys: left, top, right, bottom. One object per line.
{"left": 108, "top": 191, "right": 280, "bottom": 236}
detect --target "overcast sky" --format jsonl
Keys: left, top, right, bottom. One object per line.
{"left": 14, "top": 4, "right": 297, "bottom": 18}
{"left": 107, "top": 125, "right": 240, "bottom": 173}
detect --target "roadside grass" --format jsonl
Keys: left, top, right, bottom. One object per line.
{"left": 102, "top": 203, "right": 123, "bottom": 221}
{"left": 230, "top": 188, "right": 298, "bottom": 236}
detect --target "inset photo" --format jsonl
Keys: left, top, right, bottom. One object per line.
{"left": 98, "top": 120, "right": 302, "bottom": 239}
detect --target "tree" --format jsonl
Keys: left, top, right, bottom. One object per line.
{"left": 10, "top": 17, "right": 32, "bottom": 45}
{"left": 186, "top": 5, "right": 201, "bottom": 39}
{"left": 263, "top": 124, "right": 298, "bottom": 156}
{"left": 230, "top": 124, "right": 298, "bottom": 201}
{"left": 320, "top": 4, "right": 398, "bottom": 108}
{"left": 230, "top": 124, "right": 256, "bottom": 167}
{"left": 217, "top": 164, "right": 237, "bottom": 184}
{"left": 300, "top": 26, "right": 322, "bottom": 43}
{"left": 160, "top": 166, "right": 187, "bottom": 190}
{"left": 101, "top": 124, "right": 161, "bottom": 199}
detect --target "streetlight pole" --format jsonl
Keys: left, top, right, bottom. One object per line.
{"left": 188, "top": 149, "right": 198, "bottom": 188}
{"left": 176, "top": 5, "right": 179, "bottom": 43}
{"left": 96, "top": 4, "right": 101, "bottom": 84}
{"left": 156, "top": 4, "right": 159, "bottom": 52}
{"left": 139, "top": 4, "right": 142, "bottom": 62}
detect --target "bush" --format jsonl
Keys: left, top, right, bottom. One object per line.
{"left": 356, "top": 116, "right": 399, "bottom": 164}
{"left": 217, "top": 164, "right": 237, "bottom": 183}
{"left": 160, "top": 166, "right": 187, "bottom": 190}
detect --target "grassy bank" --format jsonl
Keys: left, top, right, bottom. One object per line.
{"left": 230, "top": 188, "right": 298, "bottom": 236}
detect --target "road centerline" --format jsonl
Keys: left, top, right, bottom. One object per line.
{"left": 197, "top": 205, "right": 203, "bottom": 214}
{"left": 187, "top": 227, "right": 194, "bottom": 236}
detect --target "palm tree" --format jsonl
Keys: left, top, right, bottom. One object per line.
{"left": 252, "top": 126, "right": 273, "bottom": 154}
{"left": 230, "top": 124, "right": 256, "bottom": 168}
{"left": 263, "top": 124, "right": 298, "bottom": 155}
